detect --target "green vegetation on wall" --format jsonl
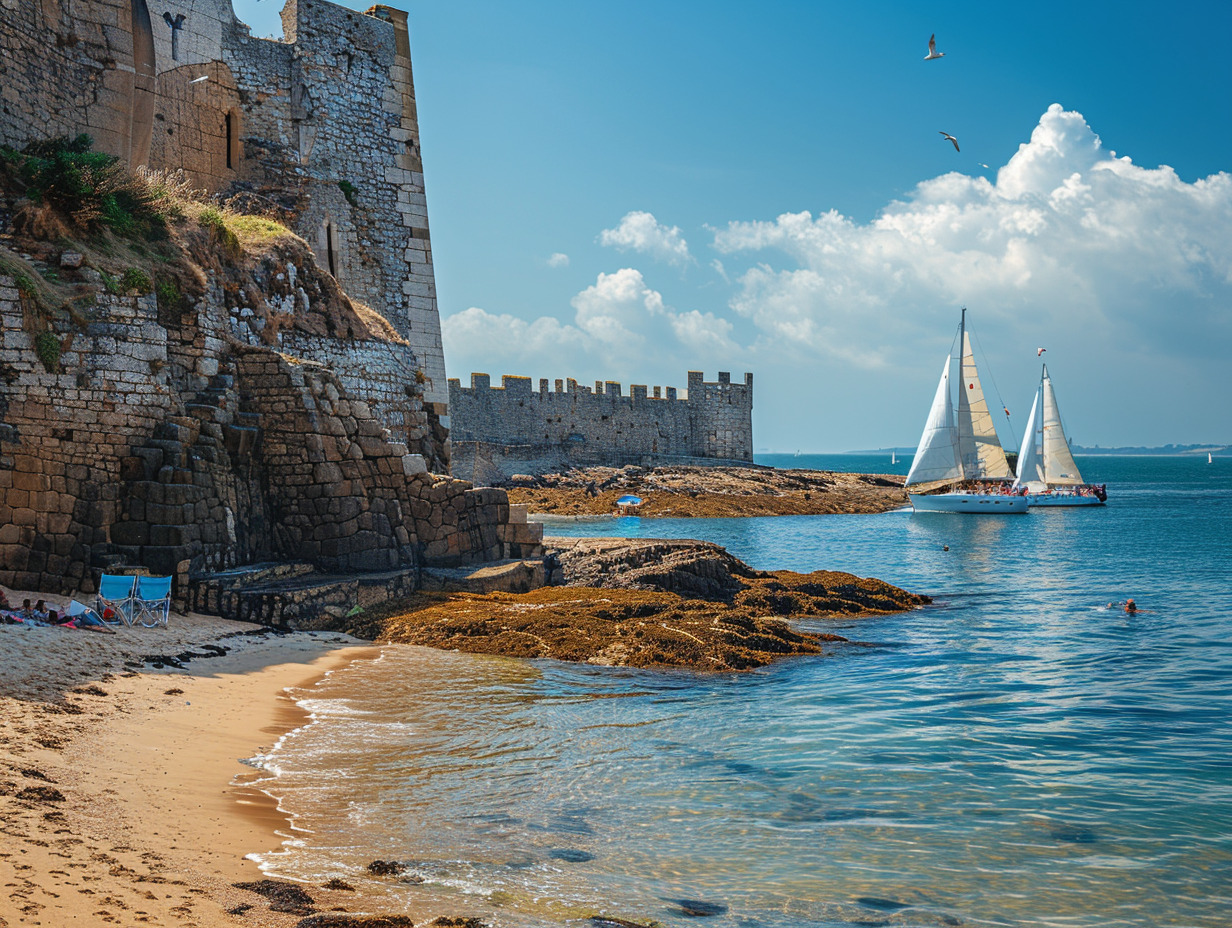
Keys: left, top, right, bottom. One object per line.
{"left": 0, "top": 134, "right": 169, "bottom": 240}
{"left": 34, "top": 330, "right": 61, "bottom": 373}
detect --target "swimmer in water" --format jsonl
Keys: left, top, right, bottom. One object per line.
{"left": 1124, "top": 598, "right": 1137, "bottom": 614}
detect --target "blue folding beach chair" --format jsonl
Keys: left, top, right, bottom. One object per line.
{"left": 133, "top": 575, "right": 172, "bottom": 628}
{"left": 95, "top": 573, "right": 136, "bottom": 626}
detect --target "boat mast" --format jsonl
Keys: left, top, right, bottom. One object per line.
{"left": 958, "top": 307, "right": 966, "bottom": 480}
{"left": 1039, "top": 363, "right": 1046, "bottom": 483}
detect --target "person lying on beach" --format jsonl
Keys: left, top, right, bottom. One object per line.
{"left": 73, "top": 610, "right": 114, "bottom": 631}
{"left": 16, "top": 599, "right": 54, "bottom": 626}
{"left": 58, "top": 601, "right": 118, "bottom": 633}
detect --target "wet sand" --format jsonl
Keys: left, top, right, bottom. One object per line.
{"left": 0, "top": 585, "right": 376, "bottom": 927}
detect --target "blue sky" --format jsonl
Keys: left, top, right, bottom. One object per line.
{"left": 233, "top": 1, "right": 1232, "bottom": 452}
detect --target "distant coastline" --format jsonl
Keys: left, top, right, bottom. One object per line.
{"left": 1068, "top": 443, "right": 1229, "bottom": 456}
{"left": 768, "top": 444, "right": 1229, "bottom": 457}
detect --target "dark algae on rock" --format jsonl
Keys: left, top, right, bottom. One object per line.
{"left": 350, "top": 538, "right": 928, "bottom": 671}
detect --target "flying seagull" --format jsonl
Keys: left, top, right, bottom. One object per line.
{"left": 925, "top": 34, "right": 945, "bottom": 60}
{"left": 940, "top": 131, "right": 960, "bottom": 152}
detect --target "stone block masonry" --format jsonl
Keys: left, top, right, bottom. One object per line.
{"left": 0, "top": 1, "right": 550, "bottom": 617}
{"left": 449, "top": 371, "right": 754, "bottom": 482}
{"left": 0, "top": 275, "right": 541, "bottom": 601}
{"left": 0, "top": 0, "right": 451, "bottom": 457}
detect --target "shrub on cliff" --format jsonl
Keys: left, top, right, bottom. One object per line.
{"left": 1, "top": 135, "right": 169, "bottom": 240}
{"left": 198, "top": 205, "right": 241, "bottom": 255}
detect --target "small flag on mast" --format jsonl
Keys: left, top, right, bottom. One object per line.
{"left": 1036, "top": 347, "right": 1047, "bottom": 356}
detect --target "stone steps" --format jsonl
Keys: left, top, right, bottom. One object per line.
{"left": 188, "top": 557, "right": 547, "bottom": 629}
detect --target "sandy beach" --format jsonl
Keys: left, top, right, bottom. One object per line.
{"left": 0, "top": 585, "right": 378, "bottom": 928}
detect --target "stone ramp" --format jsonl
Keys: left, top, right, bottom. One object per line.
{"left": 189, "top": 558, "right": 546, "bottom": 630}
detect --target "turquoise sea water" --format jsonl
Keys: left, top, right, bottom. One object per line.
{"left": 250, "top": 456, "right": 1232, "bottom": 927}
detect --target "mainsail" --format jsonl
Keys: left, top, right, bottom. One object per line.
{"left": 1040, "top": 365, "right": 1083, "bottom": 485}
{"left": 955, "top": 330, "right": 1013, "bottom": 479}
{"left": 906, "top": 355, "right": 962, "bottom": 486}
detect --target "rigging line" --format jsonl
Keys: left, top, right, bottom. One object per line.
{"left": 969, "top": 326, "right": 1019, "bottom": 454}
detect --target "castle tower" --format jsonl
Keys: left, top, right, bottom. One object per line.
{"left": 0, "top": 0, "right": 452, "bottom": 462}
{"left": 687, "top": 371, "right": 754, "bottom": 461}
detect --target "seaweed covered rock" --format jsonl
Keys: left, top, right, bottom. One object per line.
{"left": 350, "top": 538, "right": 929, "bottom": 672}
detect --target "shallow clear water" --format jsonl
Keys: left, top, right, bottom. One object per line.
{"left": 250, "top": 456, "right": 1232, "bottom": 927}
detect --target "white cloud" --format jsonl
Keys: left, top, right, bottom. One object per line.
{"left": 442, "top": 307, "right": 587, "bottom": 369}
{"left": 442, "top": 268, "right": 741, "bottom": 384}
{"left": 571, "top": 267, "right": 664, "bottom": 346}
{"left": 714, "top": 104, "right": 1232, "bottom": 369}
{"left": 599, "top": 211, "right": 692, "bottom": 266}
{"left": 547, "top": 252, "right": 570, "bottom": 268}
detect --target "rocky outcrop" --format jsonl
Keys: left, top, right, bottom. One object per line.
{"left": 346, "top": 586, "right": 833, "bottom": 672}
{"left": 548, "top": 537, "right": 929, "bottom": 616}
{"left": 346, "top": 537, "right": 929, "bottom": 672}
{"left": 548, "top": 537, "right": 755, "bottom": 601}
{"left": 505, "top": 464, "right": 908, "bottom": 517}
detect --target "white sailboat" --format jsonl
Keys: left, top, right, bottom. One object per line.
{"left": 1012, "top": 364, "right": 1106, "bottom": 506}
{"left": 906, "top": 310, "right": 1029, "bottom": 513}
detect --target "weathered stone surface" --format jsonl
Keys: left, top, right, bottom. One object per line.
{"left": 1, "top": 0, "right": 451, "bottom": 467}
{"left": 0, "top": 276, "right": 536, "bottom": 601}
{"left": 449, "top": 371, "right": 752, "bottom": 483}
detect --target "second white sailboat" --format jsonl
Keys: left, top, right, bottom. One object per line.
{"left": 1013, "top": 364, "right": 1107, "bottom": 506}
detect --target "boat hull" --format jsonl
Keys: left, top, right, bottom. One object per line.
{"left": 1026, "top": 493, "right": 1105, "bottom": 507}
{"left": 909, "top": 493, "right": 1030, "bottom": 514}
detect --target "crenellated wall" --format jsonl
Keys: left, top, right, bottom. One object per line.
{"left": 449, "top": 371, "right": 754, "bottom": 482}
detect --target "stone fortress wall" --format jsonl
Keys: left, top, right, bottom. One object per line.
{"left": 0, "top": 275, "right": 543, "bottom": 603}
{"left": 0, "top": 0, "right": 450, "bottom": 454}
{"left": 450, "top": 371, "right": 754, "bottom": 483}
{"left": 0, "top": 2, "right": 553, "bottom": 615}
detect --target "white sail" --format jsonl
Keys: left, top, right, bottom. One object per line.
{"left": 906, "top": 355, "right": 962, "bottom": 486}
{"left": 956, "top": 330, "right": 1012, "bottom": 479}
{"left": 1014, "top": 388, "right": 1045, "bottom": 487}
{"left": 1041, "top": 365, "right": 1083, "bottom": 485}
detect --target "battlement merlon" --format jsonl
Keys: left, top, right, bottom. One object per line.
{"left": 454, "top": 371, "right": 751, "bottom": 400}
